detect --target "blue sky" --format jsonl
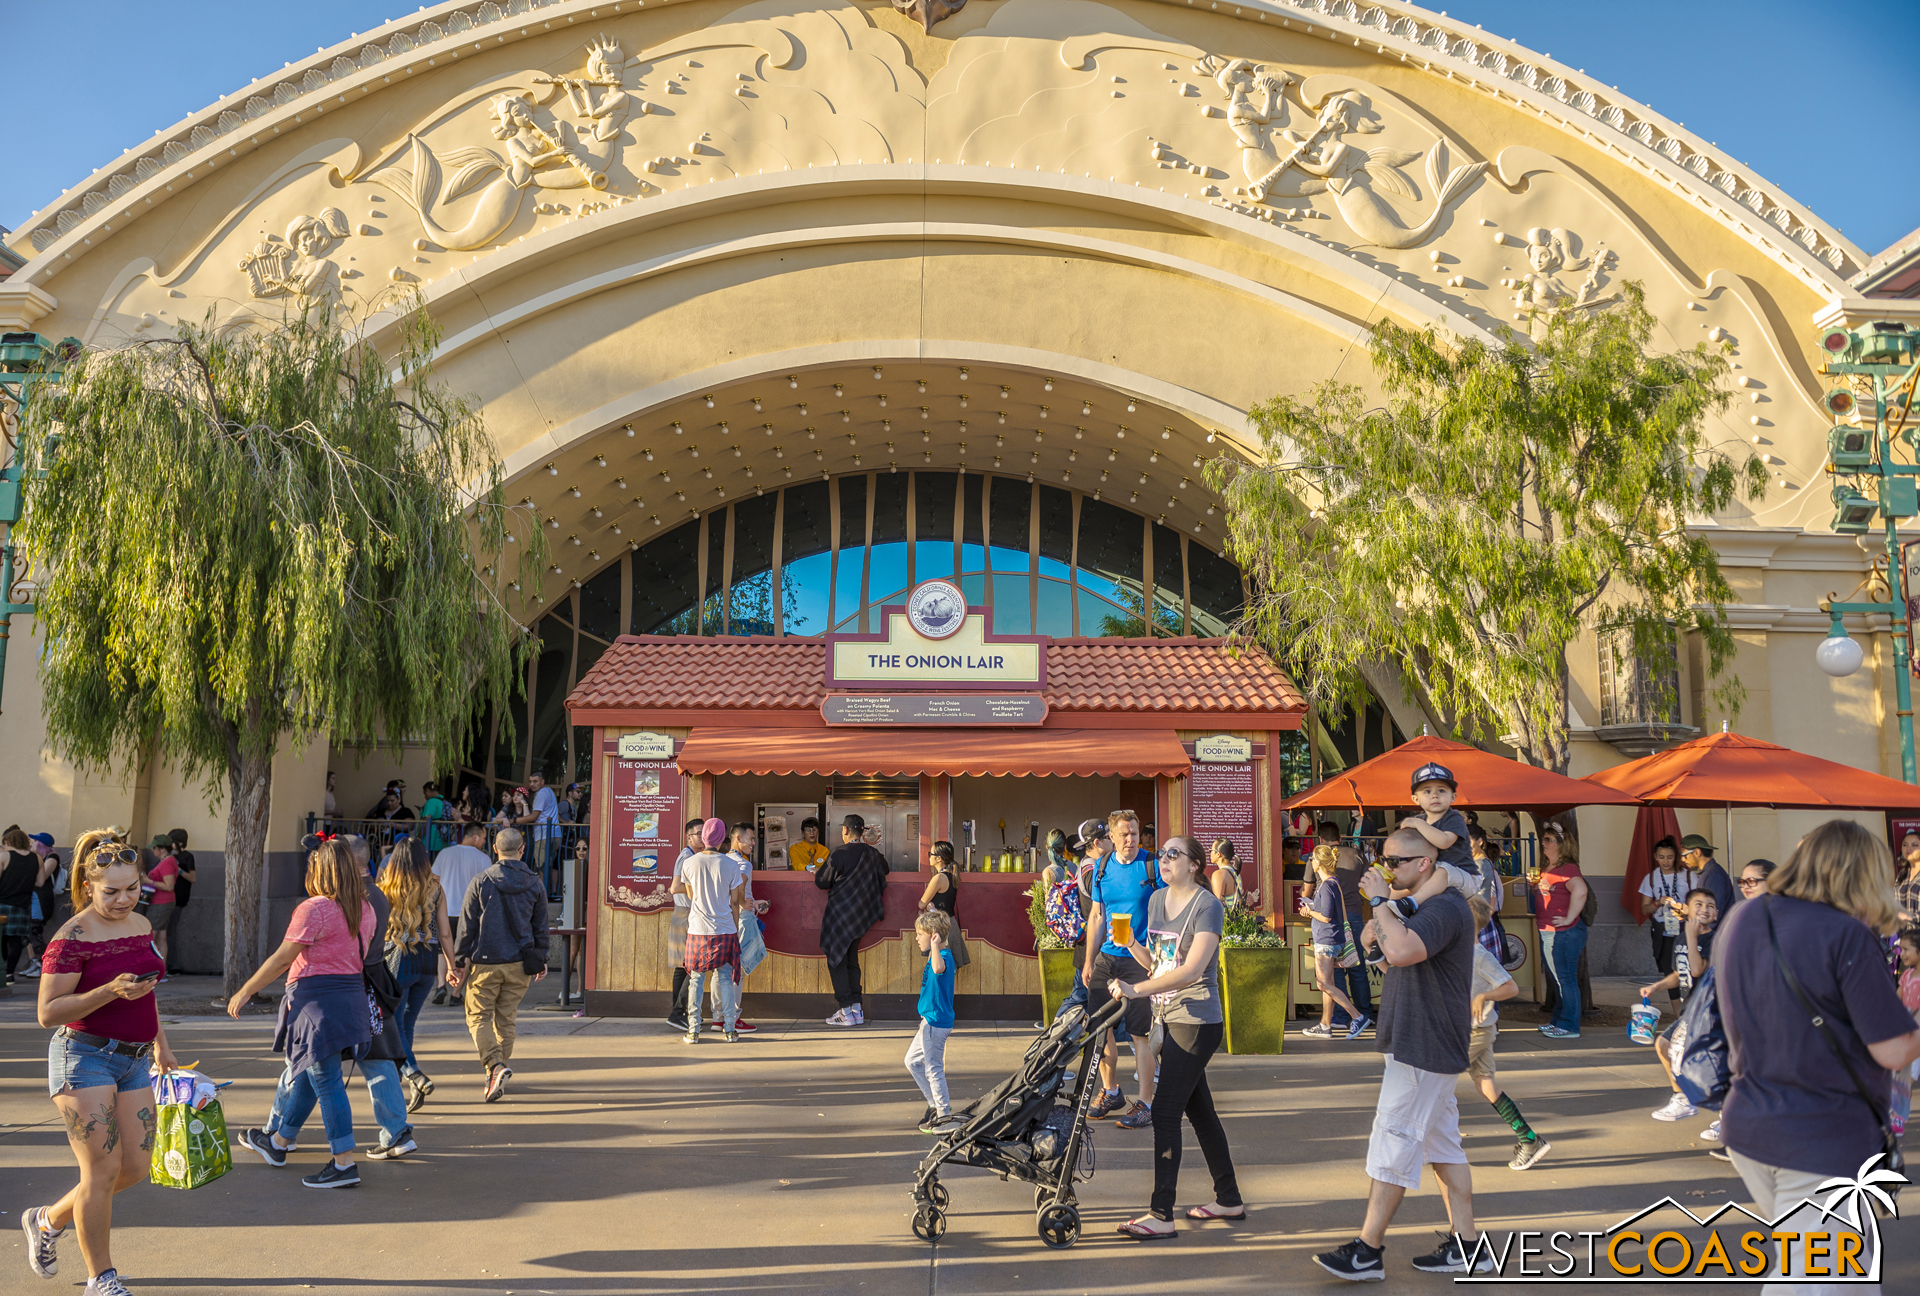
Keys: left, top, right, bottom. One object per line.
{"left": 4, "top": 1, "right": 1916, "bottom": 254}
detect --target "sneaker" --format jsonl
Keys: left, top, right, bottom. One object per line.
{"left": 431, "top": 986, "right": 448, "bottom": 1005}
{"left": 1509, "top": 1137, "right": 1551, "bottom": 1170}
{"left": 1410, "top": 1230, "right": 1493, "bottom": 1274}
{"left": 917, "top": 1105, "right": 936, "bottom": 1128}
{"left": 1313, "top": 1237, "right": 1385, "bottom": 1282}
{"left": 1538, "top": 1025, "right": 1581, "bottom": 1039}
{"left": 1651, "top": 1092, "right": 1696, "bottom": 1122}
{"left": 1115, "top": 1100, "right": 1154, "bottom": 1129}
{"left": 684, "top": 1027, "right": 700, "bottom": 1044}
{"left": 302, "top": 1160, "right": 361, "bottom": 1189}
{"left": 1699, "top": 1119, "right": 1722, "bottom": 1143}
{"left": 240, "top": 1127, "right": 287, "bottom": 1168}
{"left": 367, "top": 1131, "right": 416, "bottom": 1160}
{"left": 1089, "top": 1089, "right": 1128, "bottom": 1119}
{"left": 1708, "top": 1147, "right": 1732, "bottom": 1161}
{"left": 405, "top": 1076, "right": 429, "bottom": 1114}
{"left": 1301, "top": 1021, "right": 1334, "bottom": 1038}
{"left": 708, "top": 1018, "right": 758, "bottom": 1033}
{"left": 1345, "top": 1014, "right": 1373, "bottom": 1040}
{"left": 849, "top": 1004, "right": 866, "bottom": 1025}
{"left": 919, "top": 1112, "right": 955, "bottom": 1134}
{"left": 484, "top": 1065, "right": 512, "bottom": 1102}
{"left": 22, "top": 1204, "right": 64, "bottom": 1277}
{"left": 824, "top": 1008, "right": 853, "bottom": 1026}
{"left": 724, "top": 1029, "right": 739, "bottom": 1043}
{"left": 83, "top": 1270, "right": 133, "bottom": 1296}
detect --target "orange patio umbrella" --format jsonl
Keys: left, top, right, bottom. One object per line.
{"left": 1582, "top": 729, "right": 1920, "bottom": 877}
{"left": 1280, "top": 735, "right": 1643, "bottom": 815}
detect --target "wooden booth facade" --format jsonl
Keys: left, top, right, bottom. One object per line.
{"left": 567, "top": 587, "right": 1305, "bottom": 1018}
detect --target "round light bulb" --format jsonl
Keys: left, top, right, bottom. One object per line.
{"left": 1816, "top": 634, "right": 1864, "bottom": 678}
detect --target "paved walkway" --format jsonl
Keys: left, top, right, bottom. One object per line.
{"left": 2, "top": 982, "right": 1912, "bottom": 1294}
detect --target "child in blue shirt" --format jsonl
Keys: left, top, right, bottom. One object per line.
{"left": 907, "top": 910, "right": 959, "bottom": 1134}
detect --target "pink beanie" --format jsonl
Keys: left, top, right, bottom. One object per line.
{"left": 701, "top": 817, "right": 728, "bottom": 848}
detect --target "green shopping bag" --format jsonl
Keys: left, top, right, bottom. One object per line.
{"left": 149, "top": 1099, "right": 232, "bottom": 1189}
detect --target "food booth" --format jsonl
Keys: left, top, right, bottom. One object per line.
{"left": 566, "top": 580, "right": 1307, "bottom": 1019}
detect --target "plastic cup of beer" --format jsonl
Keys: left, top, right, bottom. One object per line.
{"left": 1110, "top": 912, "right": 1133, "bottom": 946}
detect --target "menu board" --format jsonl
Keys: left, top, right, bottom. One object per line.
{"left": 606, "top": 754, "right": 683, "bottom": 914}
{"left": 1189, "top": 758, "right": 1258, "bottom": 901}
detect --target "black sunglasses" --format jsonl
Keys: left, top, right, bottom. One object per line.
{"left": 1379, "top": 854, "right": 1428, "bottom": 867}
{"left": 1737, "top": 877, "right": 1765, "bottom": 888}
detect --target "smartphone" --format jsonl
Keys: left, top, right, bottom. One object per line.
{"left": 133, "top": 971, "right": 161, "bottom": 983}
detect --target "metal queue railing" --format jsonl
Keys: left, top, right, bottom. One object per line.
{"left": 303, "top": 813, "right": 589, "bottom": 902}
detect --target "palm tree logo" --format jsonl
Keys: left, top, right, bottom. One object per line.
{"left": 1814, "top": 1152, "right": 1906, "bottom": 1232}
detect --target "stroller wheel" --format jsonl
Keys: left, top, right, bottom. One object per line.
{"left": 928, "top": 1181, "right": 951, "bottom": 1209}
{"left": 1037, "top": 1203, "right": 1080, "bottom": 1249}
{"left": 1034, "top": 1185, "right": 1077, "bottom": 1210}
{"left": 912, "top": 1205, "right": 948, "bottom": 1243}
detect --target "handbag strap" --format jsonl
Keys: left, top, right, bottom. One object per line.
{"left": 1762, "top": 897, "right": 1896, "bottom": 1147}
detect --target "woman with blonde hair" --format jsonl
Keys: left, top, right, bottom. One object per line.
{"left": 378, "top": 837, "right": 454, "bottom": 1108}
{"left": 1299, "top": 844, "right": 1367, "bottom": 1039}
{"left": 228, "top": 839, "right": 375, "bottom": 1189}
{"left": 1717, "top": 819, "right": 1920, "bottom": 1290}
{"left": 21, "top": 829, "right": 177, "bottom": 1295}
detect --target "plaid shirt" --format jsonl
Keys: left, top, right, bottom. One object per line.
{"left": 816, "top": 843, "right": 889, "bottom": 961}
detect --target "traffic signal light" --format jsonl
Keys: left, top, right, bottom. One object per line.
{"left": 1825, "top": 387, "right": 1858, "bottom": 419}
{"left": 1828, "top": 425, "right": 1873, "bottom": 469}
{"left": 1832, "top": 486, "right": 1877, "bottom": 534}
{"left": 1819, "top": 322, "right": 1915, "bottom": 365}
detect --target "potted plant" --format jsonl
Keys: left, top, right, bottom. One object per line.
{"left": 1029, "top": 878, "right": 1079, "bottom": 1022}
{"left": 1218, "top": 905, "right": 1289, "bottom": 1055}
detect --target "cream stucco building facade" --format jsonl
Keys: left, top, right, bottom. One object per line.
{"left": 1, "top": 0, "right": 1911, "bottom": 972}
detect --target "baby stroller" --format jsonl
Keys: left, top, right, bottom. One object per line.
{"left": 910, "top": 996, "right": 1126, "bottom": 1249}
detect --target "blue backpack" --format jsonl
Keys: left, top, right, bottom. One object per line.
{"left": 1673, "top": 965, "right": 1730, "bottom": 1111}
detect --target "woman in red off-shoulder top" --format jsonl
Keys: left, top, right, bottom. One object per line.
{"left": 22, "top": 831, "right": 177, "bottom": 1296}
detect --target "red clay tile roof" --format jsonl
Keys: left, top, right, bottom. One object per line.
{"left": 567, "top": 635, "right": 1304, "bottom": 717}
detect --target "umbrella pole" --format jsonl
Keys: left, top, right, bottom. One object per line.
{"left": 1726, "top": 804, "right": 1733, "bottom": 866}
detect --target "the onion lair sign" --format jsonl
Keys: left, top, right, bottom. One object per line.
{"left": 826, "top": 581, "right": 1046, "bottom": 692}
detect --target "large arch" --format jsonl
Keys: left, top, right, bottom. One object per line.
{"left": 0, "top": 0, "right": 1906, "bottom": 974}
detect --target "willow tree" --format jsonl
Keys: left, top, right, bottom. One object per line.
{"left": 1207, "top": 283, "right": 1767, "bottom": 775}
{"left": 16, "top": 306, "right": 547, "bottom": 994}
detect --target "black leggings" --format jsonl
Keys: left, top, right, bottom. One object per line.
{"left": 2, "top": 933, "right": 26, "bottom": 977}
{"left": 827, "top": 944, "right": 863, "bottom": 1009}
{"left": 1149, "top": 1019, "right": 1241, "bottom": 1221}
{"left": 1649, "top": 927, "right": 1681, "bottom": 1003}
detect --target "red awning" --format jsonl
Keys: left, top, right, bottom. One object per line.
{"left": 675, "top": 728, "right": 1192, "bottom": 778}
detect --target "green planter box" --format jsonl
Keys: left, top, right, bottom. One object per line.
{"left": 1219, "top": 945, "right": 1290, "bottom": 1055}
{"left": 1039, "top": 946, "right": 1078, "bottom": 1023}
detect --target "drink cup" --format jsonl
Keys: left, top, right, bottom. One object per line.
{"left": 1110, "top": 912, "right": 1133, "bottom": 946}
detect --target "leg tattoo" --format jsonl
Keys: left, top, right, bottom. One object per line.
{"left": 99, "top": 1102, "right": 121, "bottom": 1155}
{"left": 138, "top": 1105, "right": 156, "bottom": 1153}
{"left": 63, "top": 1106, "right": 99, "bottom": 1146}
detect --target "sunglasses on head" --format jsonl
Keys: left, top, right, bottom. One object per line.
{"left": 90, "top": 846, "right": 138, "bottom": 865}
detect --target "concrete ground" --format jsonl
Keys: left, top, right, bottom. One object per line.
{"left": 2, "top": 976, "right": 1914, "bottom": 1295}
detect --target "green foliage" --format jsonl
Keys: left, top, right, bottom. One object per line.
{"left": 16, "top": 303, "right": 546, "bottom": 787}
{"left": 1206, "top": 285, "right": 1766, "bottom": 773}
{"left": 1221, "top": 903, "right": 1284, "bottom": 948}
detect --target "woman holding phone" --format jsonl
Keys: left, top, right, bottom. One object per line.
{"left": 1107, "top": 834, "right": 1243, "bottom": 1238}
{"left": 22, "top": 828, "right": 178, "bottom": 1296}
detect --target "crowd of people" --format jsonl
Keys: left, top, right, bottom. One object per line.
{"left": 16, "top": 778, "right": 1920, "bottom": 1291}
{"left": 324, "top": 770, "right": 586, "bottom": 885}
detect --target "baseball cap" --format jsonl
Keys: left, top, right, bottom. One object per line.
{"left": 1410, "top": 761, "right": 1457, "bottom": 792}
{"left": 150, "top": 834, "right": 171, "bottom": 850}
{"left": 1680, "top": 834, "right": 1716, "bottom": 854}
{"left": 1076, "top": 818, "right": 1111, "bottom": 846}
{"left": 27, "top": 832, "right": 54, "bottom": 847}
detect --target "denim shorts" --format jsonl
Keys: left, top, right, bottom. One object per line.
{"left": 49, "top": 1031, "right": 153, "bottom": 1098}
{"left": 1312, "top": 944, "right": 1341, "bottom": 958}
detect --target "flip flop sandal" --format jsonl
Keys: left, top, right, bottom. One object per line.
{"left": 1186, "top": 1205, "right": 1246, "bottom": 1221}
{"left": 1117, "top": 1219, "right": 1179, "bottom": 1240}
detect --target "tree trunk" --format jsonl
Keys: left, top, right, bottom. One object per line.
{"left": 222, "top": 748, "right": 274, "bottom": 998}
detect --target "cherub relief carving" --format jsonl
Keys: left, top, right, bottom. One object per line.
{"left": 1512, "top": 227, "right": 1619, "bottom": 313}
{"left": 1201, "top": 58, "right": 1485, "bottom": 249}
{"left": 238, "top": 208, "right": 351, "bottom": 299}
{"left": 539, "top": 36, "right": 636, "bottom": 144}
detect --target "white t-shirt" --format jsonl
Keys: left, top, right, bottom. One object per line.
{"left": 1639, "top": 867, "right": 1697, "bottom": 935}
{"left": 1470, "top": 943, "right": 1513, "bottom": 1027}
{"left": 681, "top": 850, "right": 739, "bottom": 936}
{"left": 723, "top": 850, "right": 755, "bottom": 906}
{"left": 672, "top": 846, "right": 695, "bottom": 909}
{"left": 432, "top": 844, "right": 493, "bottom": 915}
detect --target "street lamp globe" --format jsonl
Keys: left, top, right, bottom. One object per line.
{"left": 1816, "top": 634, "right": 1864, "bottom": 678}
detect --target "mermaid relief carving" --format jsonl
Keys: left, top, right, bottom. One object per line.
{"left": 1202, "top": 57, "right": 1486, "bottom": 249}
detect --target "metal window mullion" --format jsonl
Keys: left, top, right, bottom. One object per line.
{"left": 1069, "top": 490, "right": 1082, "bottom": 636}
{"left": 828, "top": 473, "right": 841, "bottom": 631}
{"left": 695, "top": 511, "right": 710, "bottom": 635}
{"left": 720, "top": 505, "right": 735, "bottom": 636}
{"left": 861, "top": 471, "right": 875, "bottom": 632}
{"left": 772, "top": 487, "right": 786, "bottom": 638}
{"left": 1180, "top": 533, "right": 1192, "bottom": 637}
{"left": 1142, "top": 514, "right": 1155, "bottom": 637}
{"left": 1028, "top": 480, "right": 1040, "bottom": 631}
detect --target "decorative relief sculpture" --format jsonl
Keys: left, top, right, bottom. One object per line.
{"left": 892, "top": 0, "right": 967, "bottom": 33}
{"left": 238, "top": 208, "right": 351, "bottom": 299}
{"left": 1199, "top": 56, "right": 1485, "bottom": 249}
{"left": 538, "top": 36, "right": 639, "bottom": 143}
{"left": 1508, "top": 226, "right": 1619, "bottom": 313}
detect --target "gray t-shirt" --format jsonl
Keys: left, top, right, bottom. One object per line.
{"left": 681, "top": 850, "right": 739, "bottom": 936}
{"left": 1470, "top": 943, "right": 1512, "bottom": 1027}
{"left": 1375, "top": 888, "right": 1474, "bottom": 1074}
{"left": 1145, "top": 887, "right": 1225, "bottom": 1026}
{"left": 431, "top": 844, "right": 492, "bottom": 916}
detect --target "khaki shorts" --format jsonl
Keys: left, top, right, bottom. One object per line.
{"left": 1466, "top": 1022, "right": 1497, "bottom": 1082}
{"left": 1365, "top": 1053, "right": 1466, "bottom": 1190}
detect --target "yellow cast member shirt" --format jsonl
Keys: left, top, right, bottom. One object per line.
{"left": 788, "top": 840, "right": 830, "bottom": 872}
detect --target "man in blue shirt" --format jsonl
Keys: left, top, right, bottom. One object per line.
{"left": 1081, "top": 809, "right": 1165, "bottom": 1128}
{"left": 518, "top": 771, "right": 562, "bottom": 886}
